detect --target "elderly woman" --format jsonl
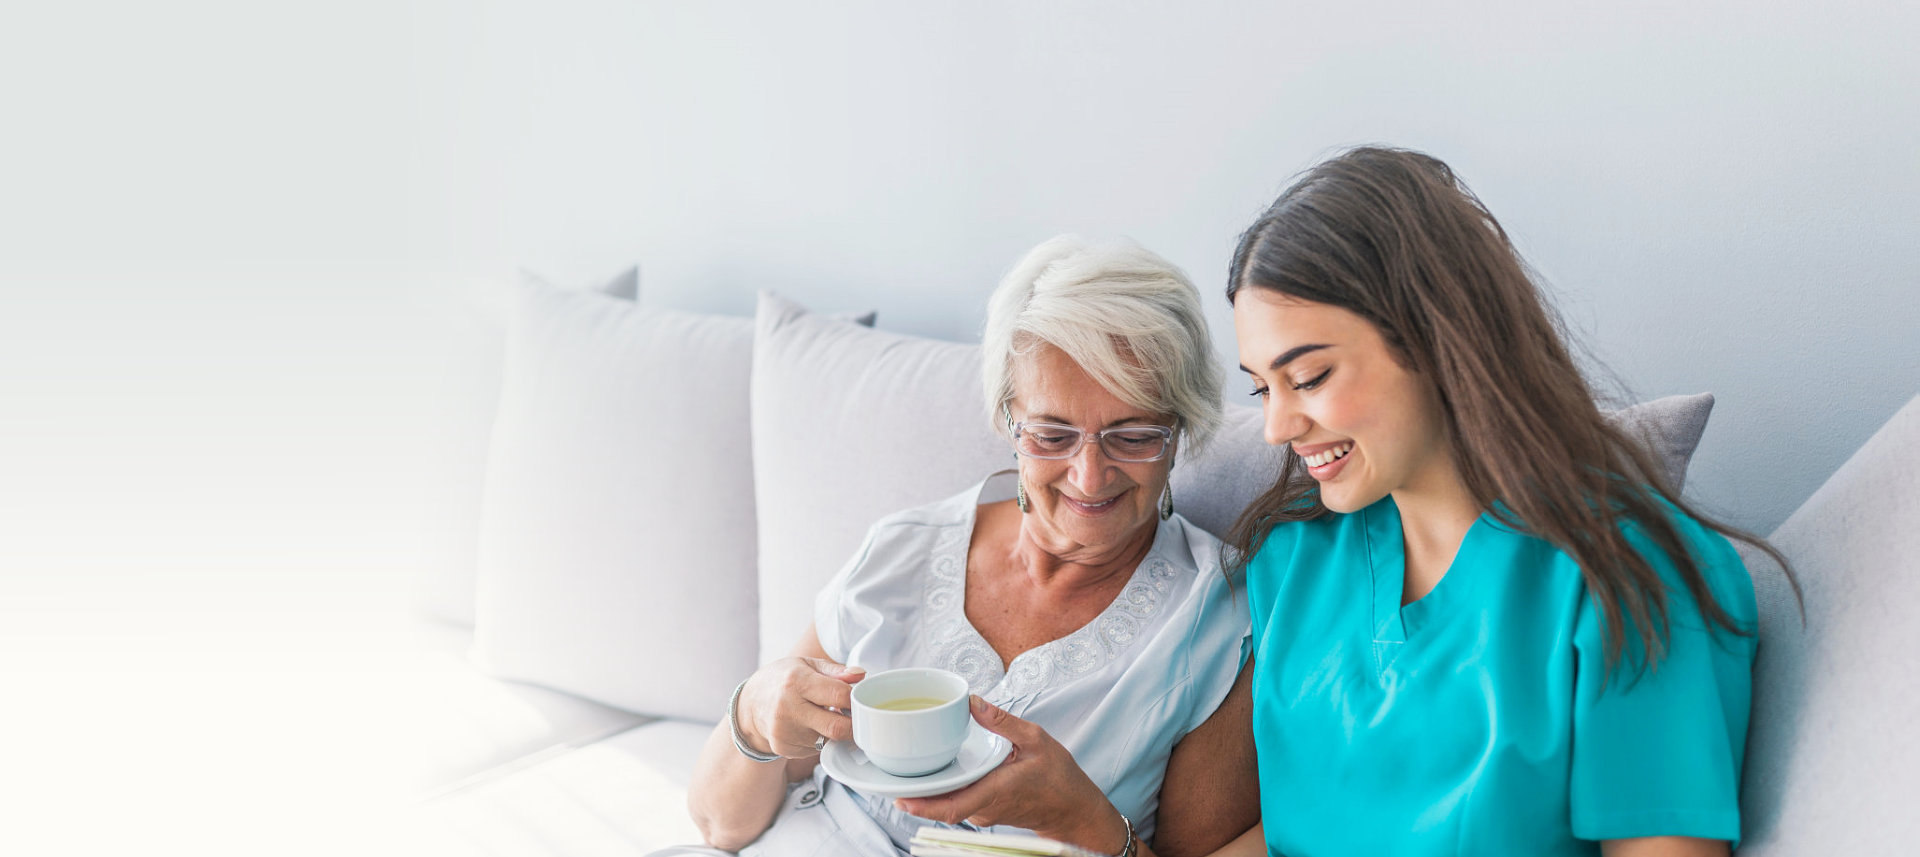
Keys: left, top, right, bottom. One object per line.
{"left": 682, "top": 236, "right": 1259, "bottom": 857}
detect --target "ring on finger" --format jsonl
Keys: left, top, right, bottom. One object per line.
{"left": 812, "top": 734, "right": 828, "bottom": 751}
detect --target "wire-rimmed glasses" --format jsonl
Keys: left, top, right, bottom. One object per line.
{"left": 1008, "top": 421, "right": 1175, "bottom": 463}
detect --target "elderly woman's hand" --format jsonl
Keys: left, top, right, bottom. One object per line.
{"left": 895, "top": 696, "right": 1132, "bottom": 855}
{"left": 737, "top": 657, "right": 866, "bottom": 758}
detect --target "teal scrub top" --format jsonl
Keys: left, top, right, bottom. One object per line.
{"left": 1246, "top": 495, "right": 1756, "bottom": 856}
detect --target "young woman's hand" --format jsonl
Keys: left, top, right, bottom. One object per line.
{"left": 894, "top": 696, "right": 1132, "bottom": 855}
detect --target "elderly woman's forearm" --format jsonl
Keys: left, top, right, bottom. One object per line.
{"left": 690, "top": 628, "right": 853, "bottom": 849}
{"left": 1150, "top": 661, "right": 1260, "bottom": 857}
{"left": 685, "top": 720, "right": 790, "bottom": 850}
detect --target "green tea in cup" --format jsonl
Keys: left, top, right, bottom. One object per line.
{"left": 872, "top": 696, "right": 947, "bottom": 712}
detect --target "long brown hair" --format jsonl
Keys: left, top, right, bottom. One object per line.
{"left": 1226, "top": 145, "right": 1797, "bottom": 676}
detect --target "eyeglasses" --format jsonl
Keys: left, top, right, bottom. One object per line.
{"left": 1008, "top": 421, "right": 1176, "bottom": 463}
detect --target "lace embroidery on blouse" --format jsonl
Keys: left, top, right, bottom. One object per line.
{"left": 920, "top": 514, "right": 1180, "bottom": 698}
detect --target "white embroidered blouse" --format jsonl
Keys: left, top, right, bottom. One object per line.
{"left": 800, "top": 472, "right": 1250, "bottom": 854}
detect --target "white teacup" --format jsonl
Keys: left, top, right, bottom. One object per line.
{"left": 850, "top": 667, "right": 971, "bottom": 777}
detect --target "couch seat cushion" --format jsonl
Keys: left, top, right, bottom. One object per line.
{"left": 408, "top": 720, "right": 711, "bottom": 855}
{"left": 410, "top": 617, "right": 651, "bottom": 793}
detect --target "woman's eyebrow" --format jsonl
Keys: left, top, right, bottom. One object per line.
{"left": 1238, "top": 343, "right": 1331, "bottom": 374}
{"left": 1025, "top": 413, "right": 1164, "bottom": 428}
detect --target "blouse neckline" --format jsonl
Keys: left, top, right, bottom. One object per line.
{"left": 921, "top": 471, "right": 1183, "bottom": 704}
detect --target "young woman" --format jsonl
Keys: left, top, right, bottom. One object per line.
{"left": 1216, "top": 147, "right": 1792, "bottom": 856}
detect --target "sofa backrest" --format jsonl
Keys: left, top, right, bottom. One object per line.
{"left": 747, "top": 291, "right": 1719, "bottom": 667}
{"left": 449, "top": 282, "right": 1726, "bottom": 724}
{"left": 1737, "top": 395, "right": 1920, "bottom": 853}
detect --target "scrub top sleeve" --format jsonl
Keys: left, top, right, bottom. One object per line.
{"left": 811, "top": 524, "right": 882, "bottom": 665}
{"left": 1567, "top": 524, "right": 1756, "bottom": 845}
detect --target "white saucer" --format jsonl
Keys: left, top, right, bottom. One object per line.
{"left": 820, "top": 721, "right": 1012, "bottom": 799}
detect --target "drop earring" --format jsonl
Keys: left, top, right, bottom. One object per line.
{"left": 1159, "top": 484, "right": 1174, "bottom": 520}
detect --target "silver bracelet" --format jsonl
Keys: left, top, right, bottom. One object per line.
{"left": 1112, "top": 811, "right": 1136, "bottom": 857}
{"left": 728, "top": 679, "right": 782, "bottom": 763}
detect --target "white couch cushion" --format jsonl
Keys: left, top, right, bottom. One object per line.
{"left": 473, "top": 276, "right": 764, "bottom": 723}
{"left": 749, "top": 291, "right": 1713, "bottom": 664}
{"left": 407, "top": 719, "right": 712, "bottom": 855}
{"left": 750, "top": 292, "right": 1013, "bottom": 663}
{"left": 413, "top": 268, "right": 638, "bottom": 628}
{"left": 1737, "top": 395, "right": 1920, "bottom": 853}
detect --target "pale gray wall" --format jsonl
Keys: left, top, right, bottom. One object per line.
{"left": 409, "top": 0, "right": 1917, "bottom": 533}
{"left": 5, "top": 0, "right": 1915, "bottom": 565}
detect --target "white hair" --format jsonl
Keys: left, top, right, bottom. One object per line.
{"left": 982, "top": 234, "right": 1224, "bottom": 456}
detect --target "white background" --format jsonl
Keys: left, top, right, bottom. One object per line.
{"left": 1, "top": 1, "right": 1914, "bottom": 855}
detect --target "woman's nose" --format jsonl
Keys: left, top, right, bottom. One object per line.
{"left": 1067, "top": 438, "right": 1115, "bottom": 492}
{"left": 1264, "top": 397, "right": 1310, "bottom": 447}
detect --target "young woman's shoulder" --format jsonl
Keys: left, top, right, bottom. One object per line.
{"left": 1249, "top": 507, "right": 1352, "bottom": 558}
{"left": 1241, "top": 509, "right": 1361, "bottom": 600}
{"left": 1615, "top": 494, "right": 1759, "bottom": 626}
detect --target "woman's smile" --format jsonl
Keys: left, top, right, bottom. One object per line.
{"left": 1300, "top": 443, "right": 1355, "bottom": 481}
{"left": 1061, "top": 489, "right": 1129, "bottom": 516}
